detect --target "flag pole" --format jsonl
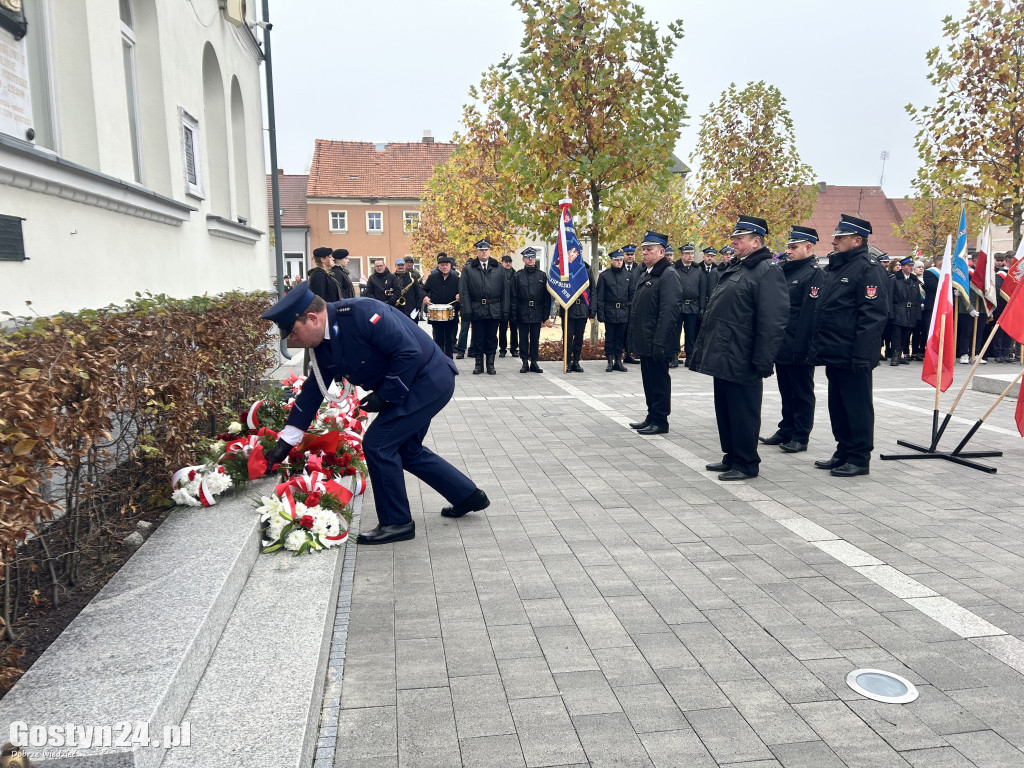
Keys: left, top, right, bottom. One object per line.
{"left": 933, "top": 316, "right": 1001, "bottom": 447}
{"left": 949, "top": 368, "right": 1024, "bottom": 455}
{"left": 971, "top": 312, "right": 979, "bottom": 362}
{"left": 928, "top": 315, "right": 946, "bottom": 449}
{"left": 563, "top": 307, "right": 568, "bottom": 373}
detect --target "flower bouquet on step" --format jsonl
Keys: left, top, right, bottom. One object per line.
{"left": 171, "top": 464, "right": 234, "bottom": 507}
{"left": 257, "top": 470, "right": 353, "bottom": 555}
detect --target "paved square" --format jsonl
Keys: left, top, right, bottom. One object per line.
{"left": 330, "top": 356, "right": 1024, "bottom": 767}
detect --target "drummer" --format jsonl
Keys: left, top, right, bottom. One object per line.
{"left": 423, "top": 252, "right": 460, "bottom": 358}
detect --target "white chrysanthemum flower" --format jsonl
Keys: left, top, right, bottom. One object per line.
{"left": 172, "top": 488, "right": 200, "bottom": 507}
{"left": 204, "top": 471, "right": 233, "bottom": 495}
{"left": 228, "top": 421, "right": 243, "bottom": 435}
{"left": 209, "top": 440, "right": 226, "bottom": 456}
{"left": 284, "top": 529, "right": 308, "bottom": 551}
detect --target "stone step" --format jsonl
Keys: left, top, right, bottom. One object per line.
{"left": 160, "top": 498, "right": 355, "bottom": 768}
{"left": 972, "top": 371, "right": 1022, "bottom": 398}
{"left": 0, "top": 481, "right": 272, "bottom": 767}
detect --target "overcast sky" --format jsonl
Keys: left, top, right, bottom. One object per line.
{"left": 264, "top": 0, "right": 970, "bottom": 199}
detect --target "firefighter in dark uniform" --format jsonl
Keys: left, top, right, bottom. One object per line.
{"left": 627, "top": 232, "right": 682, "bottom": 434}
{"left": 561, "top": 261, "right": 596, "bottom": 372}
{"left": 363, "top": 259, "right": 394, "bottom": 303}
{"left": 459, "top": 239, "right": 510, "bottom": 375}
{"left": 261, "top": 285, "right": 490, "bottom": 545}
{"left": 498, "top": 254, "right": 519, "bottom": 358}
{"left": 390, "top": 258, "right": 424, "bottom": 319}
{"left": 510, "top": 247, "right": 552, "bottom": 372}
{"left": 331, "top": 249, "right": 356, "bottom": 299}
{"left": 308, "top": 247, "right": 342, "bottom": 303}
{"left": 689, "top": 216, "right": 789, "bottom": 480}
{"left": 595, "top": 249, "right": 634, "bottom": 372}
{"left": 698, "top": 247, "right": 719, "bottom": 336}
{"left": 807, "top": 214, "right": 889, "bottom": 477}
{"left": 719, "top": 245, "right": 735, "bottom": 270}
{"left": 621, "top": 244, "right": 641, "bottom": 364}
{"left": 760, "top": 226, "right": 822, "bottom": 453}
{"left": 422, "top": 253, "right": 460, "bottom": 358}
{"left": 672, "top": 243, "right": 703, "bottom": 368}
{"left": 889, "top": 256, "right": 923, "bottom": 365}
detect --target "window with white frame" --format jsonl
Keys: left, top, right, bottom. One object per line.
{"left": 403, "top": 211, "right": 420, "bottom": 233}
{"left": 179, "top": 109, "right": 203, "bottom": 198}
{"left": 329, "top": 210, "right": 347, "bottom": 232}
{"left": 120, "top": 0, "right": 143, "bottom": 183}
{"left": 366, "top": 211, "right": 383, "bottom": 233}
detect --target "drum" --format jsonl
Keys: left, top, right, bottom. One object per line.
{"left": 427, "top": 303, "right": 455, "bottom": 322}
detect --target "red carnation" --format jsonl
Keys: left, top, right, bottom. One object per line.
{"left": 339, "top": 453, "right": 352, "bottom": 467}
{"left": 343, "top": 467, "right": 356, "bottom": 476}
{"left": 188, "top": 469, "right": 197, "bottom": 481}
{"left": 298, "top": 515, "right": 314, "bottom": 530}
{"left": 304, "top": 492, "right": 322, "bottom": 507}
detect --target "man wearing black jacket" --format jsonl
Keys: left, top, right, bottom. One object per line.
{"left": 889, "top": 257, "right": 923, "bottom": 365}
{"left": 423, "top": 253, "right": 460, "bottom": 358}
{"left": 689, "top": 216, "right": 789, "bottom": 480}
{"left": 560, "top": 262, "right": 596, "bottom": 372}
{"left": 511, "top": 247, "right": 552, "bottom": 372}
{"left": 498, "top": 254, "right": 519, "bottom": 358}
{"left": 595, "top": 249, "right": 634, "bottom": 372}
{"left": 363, "top": 259, "right": 394, "bottom": 304}
{"left": 621, "top": 244, "right": 641, "bottom": 364}
{"left": 760, "top": 226, "right": 821, "bottom": 453}
{"left": 807, "top": 215, "right": 890, "bottom": 477}
{"left": 459, "top": 239, "right": 510, "bottom": 375}
{"left": 672, "top": 244, "right": 703, "bottom": 368}
{"left": 627, "top": 232, "right": 682, "bottom": 435}
{"left": 698, "top": 247, "right": 720, "bottom": 336}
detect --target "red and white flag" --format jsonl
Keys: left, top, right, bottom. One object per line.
{"left": 999, "top": 238, "right": 1024, "bottom": 302}
{"left": 922, "top": 235, "right": 956, "bottom": 392}
{"left": 970, "top": 221, "right": 998, "bottom": 314}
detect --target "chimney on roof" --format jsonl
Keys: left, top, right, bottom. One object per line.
{"left": 818, "top": 181, "right": 826, "bottom": 192}
{"left": 374, "top": 142, "right": 387, "bottom": 151}
{"left": 422, "top": 130, "right": 434, "bottom": 144}
{"left": 278, "top": 168, "right": 284, "bottom": 176}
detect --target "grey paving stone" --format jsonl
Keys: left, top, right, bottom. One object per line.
{"left": 554, "top": 670, "right": 622, "bottom": 716}
{"left": 508, "top": 696, "right": 587, "bottom": 767}
{"left": 944, "top": 729, "right": 1024, "bottom": 766}
{"left": 593, "top": 645, "right": 660, "bottom": 687}
{"left": 769, "top": 740, "right": 848, "bottom": 768}
{"left": 336, "top": 705, "right": 396, "bottom": 763}
{"left": 488, "top": 623, "right": 544, "bottom": 660}
{"left": 450, "top": 674, "right": 516, "bottom": 739}
{"left": 497, "top": 656, "right": 560, "bottom": 700}
{"left": 523, "top": 597, "right": 575, "bottom": 627}
{"left": 901, "top": 746, "right": 979, "bottom": 767}
{"left": 341, "top": 652, "right": 397, "bottom": 709}
{"left": 443, "top": 626, "right": 500, "bottom": 677}
{"left": 613, "top": 683, "right": 688, "bottom": 733}
{"left": 639, "top": 728, "right": 717, "bottom": 768}
{"left": 396, "top": 636, "right": 448, "bottom": 690}
{"left": 458, "top": 734, "right": 527, "bottom": 768}
{"left": 656, "top": 666, "right": 730, "bottom": 711}
{"left": 718, "top": 678, "right": 819, "bottom": 745}
{"left": 534, "top": 624, "right": 600, "bottom": 673}
{"left": 396, "top": 688, "right": 460, "bottom": 768}
{"left": 795, "top": 700, "right": 914, "bottom": 767}
{"left": 847, "top": 699, "right": 948, "bottom": 751}
{"left": 684, "top": 706, "right": 774, "bottom": 763}
{"left": 572, "top": 712, "right": 654, "bottom": 767}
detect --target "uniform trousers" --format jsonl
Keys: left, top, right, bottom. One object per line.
{"left": 677, "top": 312, "right": 699, "bottom": 360}
{"left": 604, "top": 322, "right": 626, "bottom": 357}
{"left": 775, "top": 363, "right": 815, "bottom": 443}
{"left": 518, "top": 322, "right": 542, "bottom": 362}
{"left": 622, "top": 318, "right": 633, "bottom": 357}
{"left": 891, "top": 324, "right": 913, "bottom": 358}
{"left": 566, "top": 317, "right": 588, "bottom": 359}
{"left": 499, "top": 318, "right": 519, "bottom": 355}
{"left": 639, "top": 356, "right": 671, "bottom": 428}
{"left": 456, "top": 316, "right": 471, "bottom": 353}
{"left": 430, "top": 320, "right": 457, "bottom": 358}
{"left": 825, "top": 366, "right": 874, "bottom": 467}
{"left": 362, "top": 368, "right": 477, "bottom": 526}
{"left": 469, "top": 318, "right": 499, "bottom": 356}
{"left": 713, "top": 378, "right": 762, "bottom": 476}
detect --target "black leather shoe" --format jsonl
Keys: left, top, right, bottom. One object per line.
{"left": 530, "top": 362, "right": 544, "bottom": 373}
{"left": 520, "top": 362, "right": 530, "bottom": 373}
{"left": 571, "top": 362, "right": 584, "bottom": 372}
{"left": 636, "top": 424, "right": 668, "bottom": 435}
{"left": 890, "top": 359, "right": 900, "bottom": 366}
{"left": 455, "top": 351, "right": 465, "bottom": 359}
{"left": 441, "top": 488, "right": 490, "bottom": 518}
{"left": 357, "top": 522, "right": 416, "bottom": 545}
{"left": 473, "top": 356, "right": 484, "bottom": 374}
{"left": 629, "top": 420, "right": 650, "bottom": 430}
{"left": 814, "top": 457, "right": 844, "bottom": 470}
{"left": 779, "top": 441, "right": 807, "bottom": 453}
{"left": 486, "top": 355, "right": 497, "bottom": 375}
{"left": 499, "top": 350, "right": 507, "bottom": 358}
{"left": 759, "top": 433, "right": 785, "bottom": 445}
{"left": 624, "top": 354, "right": 640, "bottom": 364}
{"left": 830, "top": 463, "right": 869, "bottom": 477}
{"left": 668, "top": 358, "right": 679, "bottom": 368}
{"left": 705, "top": 462, "right": 730, "bottom": 472}
{"left": 719, "top": 469, "right": 756, "bottom": 481}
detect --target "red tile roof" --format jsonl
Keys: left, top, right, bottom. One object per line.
{"left": 307, "top": 140, "right": 456, "bottom": 199}
{"left": 265, "top": 173, "right": 309, "bottom": 227}
{"left": 800, "top": 185, "right": 914, "bottom": 257}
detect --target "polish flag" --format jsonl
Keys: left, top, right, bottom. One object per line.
{"left": 970, "top": 221, "right": 997, "bottom": 314}
{"left": 999, "top": 238, "right": 1024, "bottom": 302}
{"left": 922, "top": 235, "right": 955, "bottom": 392}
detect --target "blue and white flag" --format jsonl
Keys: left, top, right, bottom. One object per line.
{"left": 547, "top": 197, "right": 590, "bottom": 309}
{"left": 951, "top": 205, "right": 971, "bottom": 308}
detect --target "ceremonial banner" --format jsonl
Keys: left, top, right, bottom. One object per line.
{"left": 547, "top": 197, "right": 590, "bottom": 309}
{"left": 969, "top": 220, "right": 997, "bottom": 314}
{"left": 922, "top": 235, "right": 955, "bottom": 392}
{"left": 951, "top": 206, "right": 971, "bottom": 309}
{"left": 999, "top": 238, "right": 1024, "bottom": 301}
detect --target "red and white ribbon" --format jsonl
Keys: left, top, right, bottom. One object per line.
{"left": 246, "top": 400, "right": 265, "bottom": 430}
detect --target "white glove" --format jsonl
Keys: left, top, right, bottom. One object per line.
{"left": 970, "top": 309, "right": 980, "bottom": 318}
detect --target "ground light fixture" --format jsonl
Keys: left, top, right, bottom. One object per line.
{"left": 846, "top": 669, "right": 919, "bottom": 704}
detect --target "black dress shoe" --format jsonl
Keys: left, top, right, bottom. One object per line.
{"left": 441, "top": 488, "right": 490, "bottom": 518}
{"left": 629, "top": 420, "right": 650, "bottom": 430}
{"left": 719, "top": 469, "right": 756, "bottom": 481}
{"left": 624, "top": 354, "right": 640, "bottom": 364}
{"left": 636, "top": 424, "right": 668, "bottom": 435}
{"left": 759, "top": 433, "right": 786, "bottom": 445}
{"left": 814, "top": 457, "right": 844, "bottom": 470}
{"left": 357, "top": 522, "right": 416, "bottom": 545}
{"left": 705, "top": 462, "right": 730, "bottom": 472}
{"left": 890, "top": 359, "right": 900, "bottom": 366}
{"left": 455, "top": 351, "right": 465, "bottom": 359}
{"left": 499, "top": 350, "right": 507, "bottom": 358}
{"left": 779, "top": 441, "right": 807, "bottom": 453}
{"left": 530, "top": 362, "right": 544, "bottom": 373}
{"left": 830, "top": 463, "right": 869, "bottom": 477}
{"left": 520, "top": 362, "right": 530, "bottom": 373}
{"left": 668, "top": 358, "right": 679, "bottom": 368}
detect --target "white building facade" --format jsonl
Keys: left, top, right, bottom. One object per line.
{"left": 0, "top": 0, "right": 268, "bottom": 316}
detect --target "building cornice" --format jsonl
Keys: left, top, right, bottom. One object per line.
{"left": 0, "top": 135, "right": 195, "bottom": 226}
{"left": 206, "top": 214, "right": 264, "bottom": 244}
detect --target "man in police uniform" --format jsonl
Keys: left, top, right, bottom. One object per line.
{"left": 621, "top": 244, "right": 641, "bottom": 363}
{"left": 460, "top": 239, "right": 510, "bottom": 375}
{"left": 595, "top": 249, "right": 633, "bottom": 372}
{"left": 511, "top": 247, "right": 552, "bottom": 372}
{"left": 689, "top": 216, "right": 789, "bottom": 480}
{"left": 672, "top": 243, "right": 703, "bottom": 368}
{"left": 498, "top": 254, "right": 519, "bottom": 358}
{"left": 698, "top": 247, "right": 719, "bottom": 335}
{"left": 889, "top": 256, "right": 923, "bottom": 365}
{"left": 261, "top": 284, "right": 490, "bottom": 544}
{"left": 760, "top": 226, "right": 821, "bottom": 453}
{"left": 807, "top": 215, "right": 889, "bottom": 477}
{"left": 627, "top": 232, "right": 682, "bottom": 434}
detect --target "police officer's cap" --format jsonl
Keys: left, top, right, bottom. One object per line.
{"left": 833, "top": 214, "right": 872, "bottom": 238}
{"left": 609, "top": 249, "right": 624, "bottom": 259}
{"left": 681, "top": 243, "right": 695, "bottom": 254}
{"left": 702, "top": 247, "right": 718, "bottom": 255}
{"left": 261, "top": 282, "right": 315, "bottom": 338}
{"left": 787, "top": 226, "right": 819, "bottom": 245}
{"left": 622, "top": 244, "right": 637, "bottom": 254}
{"left": 640, "top": 231, "right": 669, "bottom": 248}
{"left": 312, "top": 246, "right": 334, "bottom": 259}
{"left": 899, "top": 256, "right": 914, "bottom": 266}
{"left": 332, "top": 248, "right": 349, "bottom": 259}
{"left": 521, "top": 247, "right": 539, "bottom": 258}
{"left": 664, "top": 245, "right": 674, "bottom": 256}
{"left": 474, "top": 239, "right": 491, "bottom": 250}
{"left": 721, "top": 245, "right": 735, "bottom": 255}
{"left": 501, "top": 254, "right": 513, "bottom": 262}
{"left": 731, "top": 216, "right": 769, "bottom": 238}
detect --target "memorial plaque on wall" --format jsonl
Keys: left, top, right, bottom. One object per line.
{"left": 0, "top": 21, "right": 31, "bottom": 140}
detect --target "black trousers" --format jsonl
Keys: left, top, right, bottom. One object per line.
{"left": 891, "top": 324, "right": 913, "bottom": 358}
{"left": 911, "top": 319, "right": 927, "bottom": 355}
{"left": 622, "top": 318, "right": 633, "bottom": 356}
{"left": 640, "top": 356, "right": 671, "bottom": 428}
{"left": 825, "top": 365, "right": 873, "bottom": 467}
{"left": 679, "top": 312, "right": 699, "bottom": 359}
{"left": 518, "top": 322, "right": 542, "bottom": 361}
{"left": 469, "top": 318, "right": 499, "bottom": 356}
{"left": 456, "top": 316, "right": 471, "bottom": 353}
{"left": 604, "top": 322, "right": 626, "bottom": 357}
{"left": 993, "top": 324, "right": 1012, "bottom": 358}
{"left": 713, "top": 377, "right": 762, "bottom": 476}
{"left": 775, "top": 363, "right": 815, "bottom": 443}
{"left": 430, "top": 320, "right": 457, "bottom": 358}
{"left": 566, "top": 317, "right": 588, "bottom": 359}
{"left": 499, "top": 318, "right": 519, "bottom": 354}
